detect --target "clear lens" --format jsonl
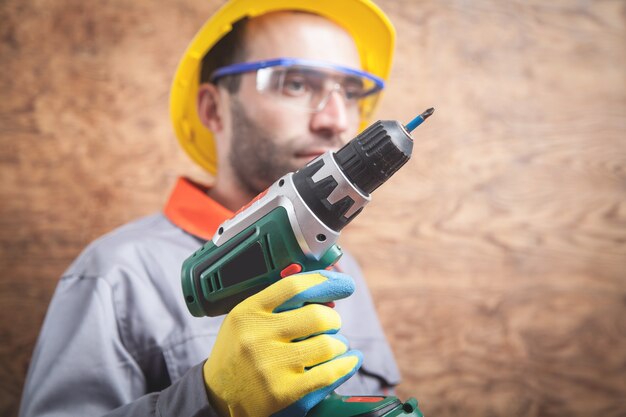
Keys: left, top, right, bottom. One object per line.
{"left": 256, "top": 65, "right": 380, "bottom": 117}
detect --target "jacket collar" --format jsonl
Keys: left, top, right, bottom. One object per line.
{"left": 163, "top": 177, "right": 233, "bottom": 241}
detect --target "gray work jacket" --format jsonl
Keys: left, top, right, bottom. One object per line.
{"left": 19, "top": 209, "right": 400, "bottom": 416}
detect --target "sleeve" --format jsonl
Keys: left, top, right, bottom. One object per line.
{"left": 19, "top": 274, "right": 218, "bottom": 417}
{"left": 105, "top": 364, "right": 220, "bottom": 417}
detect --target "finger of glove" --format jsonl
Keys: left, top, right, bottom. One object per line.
{"left": 274, "top": 303, "right": 342, "bottom": 342}
{"left": 271, "top": 349, "right": 363, "bottom": 417}
{"left": 290, "top": 333, "right": 349, "bottom": 369}
{"left": 268, "top": 270, "right": 355, "bottom": 313}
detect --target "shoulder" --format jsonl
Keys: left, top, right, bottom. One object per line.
{"left": 63, "top": 213, "right": 197, "bottom": 285}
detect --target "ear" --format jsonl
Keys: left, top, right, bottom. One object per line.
{"left": 197, "top": 83, "right": 225, "bottom": 133}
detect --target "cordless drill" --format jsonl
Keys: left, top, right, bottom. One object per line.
{"left": 181, "top": 109, "right": 434, "bottom": 417}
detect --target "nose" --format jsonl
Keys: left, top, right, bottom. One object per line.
{"left": 309, "top": 89, "right": 350, "bottom": 139}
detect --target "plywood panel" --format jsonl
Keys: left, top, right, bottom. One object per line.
{"left": 1, "top": 0, "right": 624, "bottom": 416}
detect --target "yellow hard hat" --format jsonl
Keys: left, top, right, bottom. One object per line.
{"left": 170, "top": 0, "right": 396, "bottom": 175}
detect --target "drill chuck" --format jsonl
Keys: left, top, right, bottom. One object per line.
{"left": 334, "top": 120, "right": 414, "bottom": 194}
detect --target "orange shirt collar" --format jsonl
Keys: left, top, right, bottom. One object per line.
{"left": 163, "top": 177, "right": 233, "bottom": 241}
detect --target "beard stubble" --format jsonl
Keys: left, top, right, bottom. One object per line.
{"left": 228, "top": 98, "right": 301, "bottom": 195}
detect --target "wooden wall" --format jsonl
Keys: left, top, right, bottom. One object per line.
{"left": 1, "top": 0, "right": 624, "bottom": 416}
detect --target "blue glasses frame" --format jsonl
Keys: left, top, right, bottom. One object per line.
{"left": 210, "top": 57, "right": 385, "bottom": 96}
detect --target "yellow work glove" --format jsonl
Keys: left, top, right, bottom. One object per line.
{"left": 203, "top": 270, "right": 362, "bottom": 417}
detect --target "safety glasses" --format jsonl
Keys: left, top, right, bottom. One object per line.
{"left": 210, "top": 58, "right": 384, "bottom": 119}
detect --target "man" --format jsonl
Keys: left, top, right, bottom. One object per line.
{"left": 19, "top": 1, "right": 400, "bottom": 416}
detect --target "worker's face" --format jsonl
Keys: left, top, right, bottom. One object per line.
{"left": 224, "top": 12, "right": 363, "bottom": 195}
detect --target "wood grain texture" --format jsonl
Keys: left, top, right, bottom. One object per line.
{"left": 1, "top": 0, "right": 624, "bottom": 416}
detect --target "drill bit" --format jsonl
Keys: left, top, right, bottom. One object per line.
{"left": 405, "top": 107, "right": 435, "bottom": 132}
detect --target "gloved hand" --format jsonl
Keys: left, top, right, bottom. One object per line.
{"left": 203, "top": 270, "right": 362, "bottom": 417}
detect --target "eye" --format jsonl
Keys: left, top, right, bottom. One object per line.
{"left": 282, "top": 75, "right": 308, "bottom": 96}
{"left": 342, "top": 78, "right": 366, "bottom": 101}
{"left": 343, "top": 86, "right": 366, "bottom": 101}
{"left": 344, "top": 88, "right": 362, "bottom": 100}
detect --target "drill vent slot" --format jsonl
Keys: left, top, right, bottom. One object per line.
{"left": 213, "top": 274, "right": 222, "bottom": 291}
